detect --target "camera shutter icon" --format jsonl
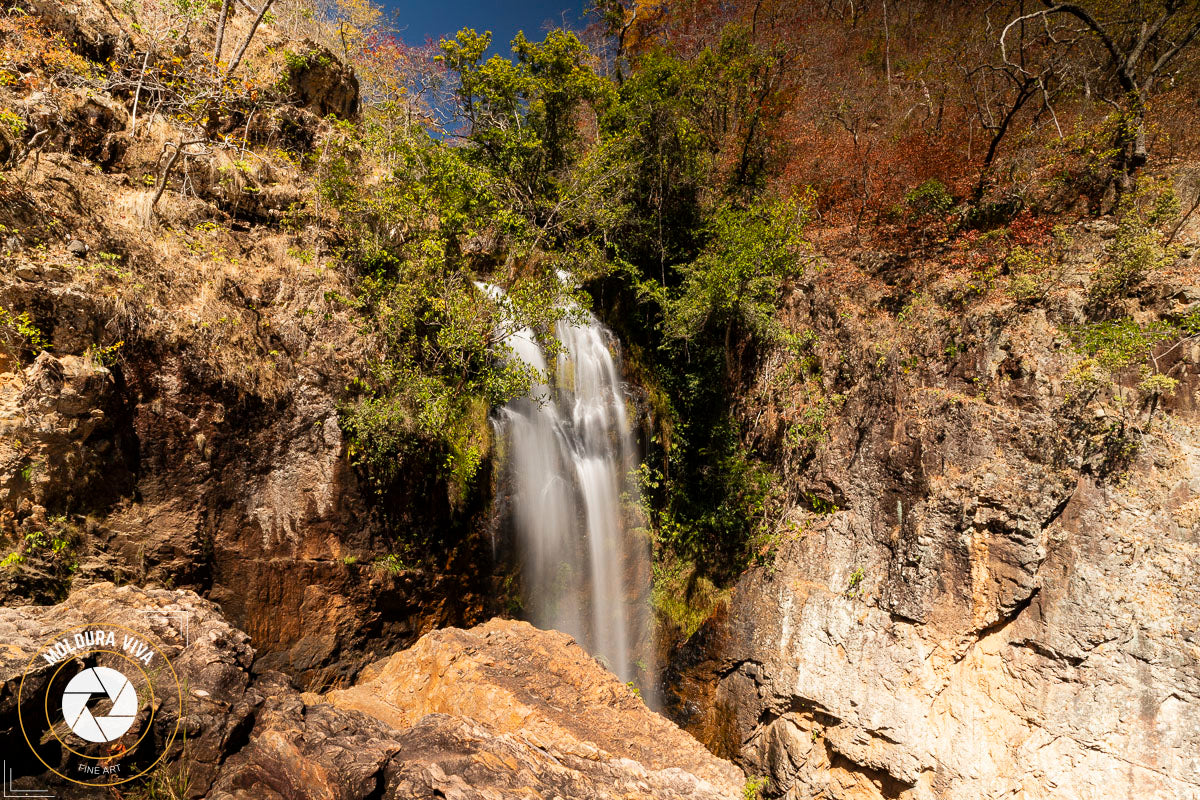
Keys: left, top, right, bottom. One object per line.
{"left": 61, "top": 666, "right": 138, "bottom": 743}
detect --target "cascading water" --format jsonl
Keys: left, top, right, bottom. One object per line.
{"left": 486, "top": 285, "right": 653, "bottom": 689}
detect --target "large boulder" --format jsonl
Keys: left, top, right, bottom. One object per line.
{"left": 320, "top": 618, "right": 745, "bottom": 799}
{"left": 0, "top": 582, "right": 261, "bottom": 797}
{"left": 0, "top": 587, "right": 742, "bottom": 799}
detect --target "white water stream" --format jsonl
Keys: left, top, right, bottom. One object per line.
{"left": 486, "top": 285, "right": 652, "bottom": 686}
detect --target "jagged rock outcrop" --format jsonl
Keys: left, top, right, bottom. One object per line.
{"left": 0, "top": 584, "right": 742, "bottom": 799}
{"left": 319, "top": 618, "right": 744, "bottom": 798}
{"left": 0, "top": 260, "right": 496, "bottom": 679}
{"left": 0, "top": 352, "right": 133, "bottom": 520}
{"left": 668, "top": 241, "right": 1200, "bottom": 799}
{"left": 283, "top": 41, "right": 361, "bottom": 119}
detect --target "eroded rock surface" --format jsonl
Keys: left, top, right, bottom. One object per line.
{"left": 0, "top": 586, "right": 741, "bottom": 799}
{"left": 321, "top": 618, "right": 744, "bottom": 799}
{"left": 668, "top": 251, "right": 1200, "bottom": 799}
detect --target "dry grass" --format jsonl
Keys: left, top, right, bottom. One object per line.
{"left": 0, "top": 138, "right": 371, "bottom": 401}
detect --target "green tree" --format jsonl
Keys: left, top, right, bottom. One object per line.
{"left": 317, "top": 117, "right": 563, "bottom": 496}
{"left": 665, "top": 195, "right": 809, "bottom": 360}
{"left": 439, "top": 29, "right": 611, "bottom": 233}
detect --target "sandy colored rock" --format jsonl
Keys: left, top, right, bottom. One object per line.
{"left": 323, "top": 618, "right": 744, "bottom": 798}
{"left": 0, "top": 582, "right": 263, "bottom": 797}
{"left": 0, "top": 587, "right": 741, "bottom": 799}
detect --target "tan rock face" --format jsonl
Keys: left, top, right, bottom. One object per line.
{"left": 0, "top": 352, "right": 134, "bottom": 520}
{"left": 284, "top": 40, "right": 361, "bottom": 119}
{"left": 0, "top": 588, "right": 741, "bottom": 800}
{"left": 321, "top": 618, "right": 745, "bottom": 798}
{"left": 0, "top": 313, "right": 498, "bottom": 681}
{"left": 667, "top": 249, "right": 1200, "bottom": 800}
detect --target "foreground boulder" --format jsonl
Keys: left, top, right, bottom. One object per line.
{"left": 0, "top": 582, "right": 260, "bottom": 797}
{"left": 0, "top": 585, "right": 742, "bottom": 799}
{"left": 317, "top": 619, "right": 745, "bottom": 799}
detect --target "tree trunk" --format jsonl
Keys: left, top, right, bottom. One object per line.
{"left": 213, "top": 0, "right": 231, "bottom": 71}
{"left": 1113, "top": 100, "right": 1147, "bottom": 200}
{"left": 129, "top": 50, "right": 150, "bottom": 136}
{"left": 973, "top": 78, "right": 1037, "bottom": 203}
{"left": 225, "top": 0, "right": 275, "bottom": 79}
{"left": 151, "top": 145, "right": 184, "bottom": 211}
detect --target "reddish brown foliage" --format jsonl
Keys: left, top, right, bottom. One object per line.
{"left": 611, "top": 0, "right": 1200, "bottom": 230}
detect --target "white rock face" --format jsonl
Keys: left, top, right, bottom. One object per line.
{"left": 676, "top": 309, "right": 1200, "bottom": 800}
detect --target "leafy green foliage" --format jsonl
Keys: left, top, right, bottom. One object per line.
{"left": 439, "top": 29, "right": 611, "bottom": 231}
{"left": 901, "top": 178, "right": 954, "bottom": 219}
{"left": 664, "top": 196, "right": 808, "bottom": 345}
{"left": 1138, "top": 371, "right": 1179, "bottom": 401}
{"left": 372, "top": 553, "right": 408, "bottom": 574}
{"left": 743, "top": 776, "right": 770, "bottom": 800}
{"left": 1064, "top": 313, "right": 1198, "bottom": 473}
{"left": 87, "top": 340, "right": 124, "bottom": 367}
{"left": 650, "top": 558, "right": 727, "bottom": 637}
{"left": 573, "top": 39, "right": 805, "bottom": 582}
{"left": 0, "top": 307, "right": 48, "bottom": 361}
{"left": 593, "top": 27, "right": 785, "bottom": 273}
{"left": 1089, "top": 195, "right": 1181, "bottom": 302}
{"left": 636, "top": 200, "right": 805, "bottom": 577}
{"left": 844, "top": 567, "right": 865, "bottom": 599}
{"left": 1, "top": 520, "right": 80, "bottom": 588}
{"left": 637, "top": 394, "right": 783, "bottom": 580}
{"left": 316, "top": 115, "right": 569, "bottom": 496}
{"left": 1068, "top": 317, "right": 1181, "bottom": 373}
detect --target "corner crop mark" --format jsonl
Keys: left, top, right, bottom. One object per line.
{"left": 2, "top": 761, "right": 54, "bottom": 798}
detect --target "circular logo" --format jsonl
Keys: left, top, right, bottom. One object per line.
{"left": 16, "top": 623, "right": 184, "bottom": 788}
{"left": 61, "top": 666, "right": 138, "bottom": 743}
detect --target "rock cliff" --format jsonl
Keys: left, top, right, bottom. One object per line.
{"left": 666, "top": 229, "right": 1200, "bottom": 799}
{"left": 0, "top": 0, "right": 501, "bottom": 689}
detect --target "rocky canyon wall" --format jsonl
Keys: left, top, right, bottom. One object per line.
{"left": 667, "top": 228, "right": 1200, "bottom": 799}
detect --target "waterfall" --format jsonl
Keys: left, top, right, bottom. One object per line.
{"left": 486, "top": 285, "right": 652, "bottom": 688}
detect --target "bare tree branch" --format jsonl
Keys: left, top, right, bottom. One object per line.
{"left": 225, "top": 0, "right": 275, "bottom": 78}
{"left": 152, "top": 139, "right": 209, "bottom": 212}
{"left": 213, "top": 0, "right": 231, "bottom": 71}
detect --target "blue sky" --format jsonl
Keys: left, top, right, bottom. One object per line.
{"left": 388, "top": 1, "right": 588, "bottom": 54}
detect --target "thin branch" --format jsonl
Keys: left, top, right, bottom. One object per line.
{"left": 213, "top": 0, "right": 231, "bottom": 71}
{"left": 129, "top": 50, "right": 150, "bottom": 136}
{"left": 1146, "top": 16, "right": 1200, "bottom": 88}
{"left": 1039, "top": 2, "right": 1135, "bottom": 94}
{"left": 225, "top": 0, "right": 274, "bottom": 78}
{"left": 1126, "top": 10, "right": 1173, "bottom": 73}
{"left": 152, "top": 139, "right": 209, "bottom": 211}
{"left": 1167, "top": 186, "right": 1200, "bottom": 245}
